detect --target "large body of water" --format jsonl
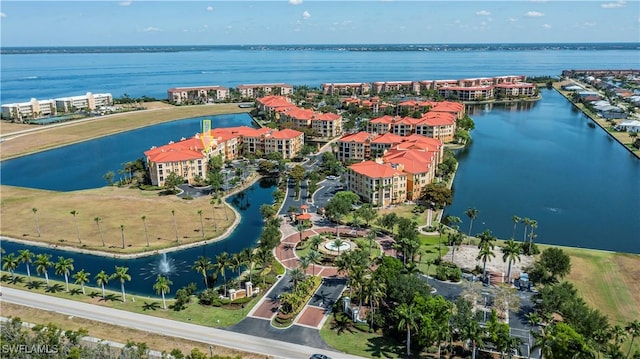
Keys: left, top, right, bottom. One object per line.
{"left": 1, "top": 44, "right": 639, "bottom": 259}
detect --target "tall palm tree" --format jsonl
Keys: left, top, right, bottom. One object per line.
{"left": 299, "top": 256, "right": 311, "bottom": 274}
{"left": 521, "top": 217, "right": 531, "bottom": 243}
{"left": 153, "top": 275, "right": 172, "bottom": 310}
{"left": 32, "top": 208, "right": 41, "bottom": 237}
{"left": 626, "top": 320, "right": 640, "bottom": 359}
{"left": 111, "top": 266, "right": 131, "bottom": 302}
{"left": 436, "top": 222, "right": 445, "bottom": 260}
{"left": 309, "top": 235, "right": 323, "bottom": 250}
{"left": 229, "top": 253, "right": 243, "bottom": 287}
{"left": 332, "top": 237, "right": 346, "bottom": 255}
{"left": 214, "top": 252, "right": 230, "bottom": 297}
{"left": 17, "top": 249, "right": 34, "bottom": 281}
{"left": 73, "top": 269, "right": 90, "bottom": 295}
{"left": 396, "top": 302, "right": 419, "bottom": 356}
{"left": 94, "top": 217, "right": 105, "bottom": 247}
{"left": 2, "top": 253, "right": 19, "bottom": 280}
{"left": 54, "top": 256, "right": 75, "bottom": 292}
{"left": 255, "top": 247, "right": 273, "bottom": 287}
{"left": 366, "top": 229, "right": 378, "bottom": 257}
{"left": 465, "top": 207, "right": 479, "bottom": 236}
{"left": 502, "top": 240, "right": 522, "bottom": 284}
{"left": 34, "top": 253, "right": 53, "bottom": 287}
{"left": 70, "top": 210, "right": 81, "bottom": 243}
{"left": 209, "top": 200, "right": 218, "bottom": 231}
{"left": 141, "top": 215, "right": 150, "bottom": 247}
{"left": 364, "top": 276, "right": 386, "bottom": 331}
{"left": 528, "top": 219, "right": 538, "bottom": 245}
{"left": 477, "top": 229, "right": 496, "bottom": 250}
{"left": 171, "top": 209, "right": 179, "bottom": 243}
{"left": 477, "top": 243, "right": 495, "bottom": 282}
{"left": 197, "top": 209, "right": 205, "bottom": 238}
{"left": 511, "top": 215, "right": 521, "bottom": 239}
{"left": 94, "top": 270, "right": 110, "bottom": 299}
{"left": 463, "top": 319, "right": 484, "bottom": 359}
{"left": 120, "top": 224, "right": 126, "bottom": 249}
{"left": 446, "top": 215, "right": 462, "bottom": 231}
{"left": 240, "top": 248, "right": 255, "bottom": 284}
{"left": 449, "top": 230, "right": 464, "bottom": 263}
{"left": 306, "top": 250, "right": 321, "bottom": 276}
{"left": 193, "top": 256, "right": 213, "bottom": 288}
{"left": 290, "top": 268, "right": 306, "bottom": 290}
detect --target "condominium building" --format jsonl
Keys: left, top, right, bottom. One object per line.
{"left": 337, "top": 131, "right": 373, "bottom": 162}
{"left": 257, "top": 96, "right": 343, "bottom": 138}
{"left": 2, "top": 98, "right": 57, "bottom": 121}
{"left": 494, "top": 82, "right": 537, "bottom": 97}
{"left": 414, "top": 112, "right": 457, "bottom": 142}
{"left": 55, "top": 92, "right": 113, "bottom": 112}
{"left": 437, "top": 86, "right": 495, "bottom": 102}
{"left": 167, "top": 86, "right": 229, "bottom": 104}
{"left": 383, "top": 148, "right": 437, "bottom": 201}
{"left": 322, "top": 82, "right": 371, "bottom": 95}
{"left": 372, "top": 81, "right": 414, "bottom": 94}
{"left": 346, "top": 161, "right": 407, "bottom": 207}
{"left": 237, "top": 83, "right": 293, "bottom": 98}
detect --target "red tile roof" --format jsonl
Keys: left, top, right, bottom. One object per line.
{"left": 339, "top": 131, "right": 371, "bottom": 143}
{"left": 371, "top": 132, "right": 404, "bottom": 144}
{"left": 383, "top": 149, "right": 435, "bottom": 174}
{"left": 144, "top": 137, "right": 206, "bottom": 163}
{"left": 494, "top": 82, "right": 535, "bottom": 88}
{"left": 270, "top": 128, "right": 303, "bottom": 140}
{"left": 418, "top": 112, "right": 456, "bottom": 126}
{"left": 349, "top": 161, "right": 405, "bottom": 179}
{"left": 370, "top": 115, "right": 398, "bottom": 125}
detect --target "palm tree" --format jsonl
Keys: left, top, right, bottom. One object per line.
{"left": 528, "top": 219, "right": 538, "bottom": 244}
{"left": 70, "top": 210, "right": 81, "bottom": 243}
{"left": 2, "top": 253, "right": 19, "bottom": 280}
{"left": 309, "top": 235, "right": 323, "bottom": 250}
{"left": 54, "top": 256, "right": 75, "bottom": 292}
{"left": 446, "top": 215, "right": 462, "bottom": 231}
{"left": 511, "top": 215, "right": 521, "bottom": 239}
{"left": 171, "top": 209, "right": 179, "bottom": 243}
{"left": 72, "top": 269, "right": 90, "bottom": 295}
{"left": 32, "top": 207, "right": 40, "bottom": 237}
{"left": 626, "top": 320, "right": 640, "bottom": 359}
{"left": 366, "top": 229, "right": 378, "bottom": 257}
{"left": 396, "top": 302, "right": 419, "bottom": 356}
{"left": 332, "top": 237, "right": 346, "bottom": 255}
{"left": 209, "top": 200, "right": 218, "bottom": 231}
{"left": 229, "top": 253, "right": 243, "bottom": 287}
{"left": 502, "top": 240, "right": 522, "bottom": 284}
{"left": 477, "top": 243, "right": 495, "bottom": 283}
{"left": 214, "top": 252, "right": 230, "bottom": 297}
{"left": 197, "top": 209, "right": 205, "bottom": 238}
{"left": 463, "top": 319, "right": 484, "bottom": 359}
{"left": 290, "top": 268, "right": 306, "bottom": 290}
{"left": 255, "top": 247, "right": 273, "bottom": 287}
{"left": 34, "top": 253, "right": 53, "bottom": 287}
{"left": 94, "top": 270, "right": 110, "bottom": 299}
{"left": 364, "top": 276, "right": 386, "bottom": 331}
{"left": 141, "top": 215, "right": 150, "bottom": 247}
{"left": 306, "top": 250, "right": 321, "bottom": 276}
{"left": 193, "top": 256, "right": 213, "bottom": 288}
{"left": 465, "top": 207, "right": 479, "bottom": 236}
{"left": 17, "top": 249, "right": 34, "bottom": 281}
{"left": 94, "top": 217, "right": 105, "bottom": 247}
{"left": 436, "top": 222, "right": 445, "bottom": 260}
{"left": 449, "top": 230, "right": 464, "bottom": 262}
{"left": 477, "top": 229, "right": 496, "bottom": 250}
{"left": 120, "top": 224, "right": 126, "bottom": 249}
{"left": 111, "top": 266, "right": 131, "bottom": 302}
{"left": 153, "top": 275, "right": 172, "bottom": 310}
{"left": 521, "top": 217, "right": 531, "bottom": 243}
{"left": 299, "top": 256, "right": 311, "bottom": 274}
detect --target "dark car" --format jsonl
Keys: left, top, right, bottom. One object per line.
{"left": 310, "top": 355, "right": 332, "bottom": 359}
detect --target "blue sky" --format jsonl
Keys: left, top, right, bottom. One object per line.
{"left": 1, "top": 1, "right": 639, "bottom": 46}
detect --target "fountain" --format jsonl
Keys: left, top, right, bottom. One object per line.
{"left": 324, "top": 241, "right": 351, "bottom": 252}
{"left": 141, "top": 253, "right": 188, "bottom": 280}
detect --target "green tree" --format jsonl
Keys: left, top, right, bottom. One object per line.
{"left": 164, "top": 172, "right": 184, "bottom": 192}
{"left": 34, "top": 253, "right": 53, "bottom": 287}
{"left": 193, "top": 256, "right": 213, "bottom": 288}
{"left": 153, "top": 275, "right": 172, "bottom": 310}
{"left": 214, "top": 252, "right": 230, "bottom": 297}
{"left": 502, "top": 240, "right": 522, "bottom": 284}
{"left": 241, "top": 247, "right": 256, "bottom": 284}
{"left": 449, "top": 230, "right": 464, "bottom": 263}
{"left": 2, "top": 253, "right": 19, "bottom": 280}
{"left": 540, "top": 247, "right": 572, "bottom": 282}
{"left": 332, "top": 237, "right": 346, "bottom": 255}
{"left": 70, "top": 210, "right": 81, "bottom": 243}
{"left": 396, "top": 302, "right": 420, "bottom": 356}
{"left": 17, "top": 249, "right": 34, "bottom": 281}
{"left": 625, "top": 320, "right": 640, "bottom": 359}
{"left": 465, "top": 207, "right": 479, "bottom": 236}
{"left": 54, "top": 256, "right": 75, "bottom": 292}
{"left": 356, "top": 203, "right": 378, "bottom": 227}
{"left": 477, "top": 244, "right": 495, "bottom": 282}
{"left": 376, "top": 212, "right": 398, "bottom": 234}
{"left": 94, "top": 217, "right": 105, "bottom": 247}
{"left": 32, "top": 207, "right": 41, "bottom": 237}
{"left": 512, "top": 215, "right": 521, "bottom": 238}
{"left": 72, "top": 269, "right": 90, "bottom": 295}
{"left": 260, "top": 204, "right": 277, "bottom": 221}
{"left": 309, "top": 235, "right": 324, "bottom": 250}
{"left": 197, "top": 209, "right": 205, "bottom": 238}
{"left": 111, "top": 266, "right": 132, "bottom": 302}
{"left": 95, "top": 270, "right": 110, "bottom": 299}
{"left": 306, "top": 250, "right": 321, "bottom": 276}
{"left": 290, "top": 268, "right": 306, "bottom": 290}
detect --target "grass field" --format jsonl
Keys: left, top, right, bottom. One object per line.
{"left": 0, "top": 185, "right": 236, "bottom": 254}
{"left": 1, "top": 102, "right": 250, "bottom": 160}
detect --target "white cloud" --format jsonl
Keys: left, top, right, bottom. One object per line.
{"left": 119, "top": 1, "right": 132, "bottom": 6}
{"left": 302, "top": 11, "right": 311, "bottom": 20}
{"left": 525, "top": 11, "right": 544, "bottom": 17}
{"left": 0, "top": 12, "right": 6, "bottom": 18}
{"left": 542, "top": 24, "right": 552, "bottom": 29}
{"left": 206, "top": 6, "right": 213, "bottom": 11}
{"left": 142, "top": 26, "right": 160, "bottom": 32}
{"left": 601, "top": 1, "right": 626, "bottom": 8}
{"left": 583, "top": 21, "right": 596, "bottom": 27}
{"left": 476, "top": 10, "right": 491, "bottom": 16}
{"left": 226, "top": 25, "right": 233, "bottom": 30}
{"left": 507, "top": 17, "right": 518, "bottom": 22}
{"left": 289, "top": 0, "right": 303, "bottom": 5}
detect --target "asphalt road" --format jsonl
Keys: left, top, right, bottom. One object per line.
{"left": 1, "top": 287, "right": 365, "bottom": 359}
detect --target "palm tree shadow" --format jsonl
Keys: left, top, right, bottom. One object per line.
{"left": 330, "top": 313, "right": 355, "bottom": 335}
{"left": 101, "top": 293, "right": 119, "bottom": 302}
{"left": 45, "top": 283, "right": 64, "bottom": 293}
{"left": 26, "top": 281, "right": 45, "bottom": 290}
{"left": 69, "top": 288, "right": 83, "bottom": 296}
{"left": 143, "top": 301, "right": 161, "bottom": 311}
{"left": 88, "top": 291, "right": 101, "bottom": 298}
{"left": 365, "top": 337, "right": 404, "bottom": 359}
{"left": 10, "top": 276, "right": 25, "bottom": 285}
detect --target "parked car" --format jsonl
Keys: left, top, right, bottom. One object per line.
{"left": 310, "top": 355, "right": 332, "bottom": 359}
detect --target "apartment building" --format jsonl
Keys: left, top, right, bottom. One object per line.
{"left": 372, "top": 81, "right": 414, "bottom": 94}
{"left": 167, "top": 86, "right": 229, "bottom": 104}
{"left": 337, "top": 131, "right": 373, "bottom": 162}
{"left": 255, "top": 96, "right": 296, "bottom": 116}
{"left": 383, "top": 149, "right": 437, "bottom": 201}
{"left": 2, "top": 98, "right": 57, "bottom": 121}
{"left": 494, "top": 82, "right": 537, "bottom": 97}
{"left": 237, "top": 83, "right": 293, "bottom": 98}
{"left": 414, "top": 112, "right": 457, "bottom": 142}
{"left": 437, "top": 85, "right": 495, "bottom": 101}
{"left": 346, "top": 161, "right": 407, "bottom": 207}
{"left": 257, "top": 96, "right": 343, "bottom": 138}
{"left": 322, "top": 82, "right": 371, "bottom": 95}
{"left": 55, "top": 92, "right": 113, "bottom": 112}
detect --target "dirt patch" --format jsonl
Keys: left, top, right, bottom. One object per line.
{"left": 1, "top": 302, "right": 268, "bottom": 358}
{"left": 448, "top": 244, "right": 535, "bottom": 278}
{"left": 0, "top": 121, "right": 36, "bottom": 135}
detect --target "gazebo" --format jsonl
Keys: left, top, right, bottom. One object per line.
{"left": 295, "top": 205, "right": 312, "bottom": 226}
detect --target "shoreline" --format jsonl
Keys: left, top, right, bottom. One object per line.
{"left": 461, "top": 94, "right": 542, "bottom": 105}
{"left": 0, "top": 174, "right": 263, "bottom": 259}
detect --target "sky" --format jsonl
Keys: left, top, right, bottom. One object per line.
{"left": 1, "top": 1, "right": 639, "bottom": 46}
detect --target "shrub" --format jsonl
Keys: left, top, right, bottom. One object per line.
{"left": 182, "top": 195, "right": 194, "bottom": 200}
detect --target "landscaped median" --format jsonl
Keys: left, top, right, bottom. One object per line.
{"left": 272, "top": 274, "right": 322, "bottom": 328}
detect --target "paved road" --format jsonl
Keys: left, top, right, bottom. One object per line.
{"left": 1, "top": 287, "right": 364, "bottom": 359}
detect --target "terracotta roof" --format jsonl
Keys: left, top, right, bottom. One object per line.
{"left": 339, "top": 131, "right": 371, "bottom": 143}
{"left": 383, "top": 149, "right": 435, "bottom": 174}
{"left": 349, "top": 161, "right": 405, "bottom": 178}
{"left": 297, "top": 213, "right": 312, "bottom": 220}
{"left": 168, "top": 85, "right": 227, "bottom": 91}
{"left": 418, "top": 113, "right": 455, "bottom": 126}
{"left": 370, "top": 115, "right": 398, "bottom": 124}
{"left": 145, "top": 137, "right": 206, "bottom": 163}
{"left": 371, "top": 132, "right": 404, "bottom": 144}
{"left": 494, "top": 82, "right": 535, "bottom": 88}
{"left": 270, "top": 128, "right": 303, "bottom": 140}
{"left": 284, "top": 107, "right": 315, "bottom": 120}
{"left": 313, "top": 112, "right": 341, "bottom": 121}
{"left": 402, "top": 134, "right": 444, "bottom": 148}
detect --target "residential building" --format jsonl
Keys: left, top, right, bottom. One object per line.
{"left": 255, "top": 96, "right": 295, "bottom": 116}
{"left": 372, "top": 81, "right": 415, "bottom": 94}
{"left": 415, "top": 112, "right": 457, "bottom": 142}
{"left": 167, "top": 86, "right": 229, "bottom": 104}
{"left": 494, "top": 82, "right": 536, "bottom": 98}
{"left": 322, "top": 83, "right": 371, "bottom": 95}
{"left": 437, "top": 85, "right": 494, "bottom": 101}
{"left": 383, "top": 148, "right": 438, "bottom": 200}
{"left": 55, "top": 92, "right": 113, "bottom": 112}
{"left": 615, "top": 120, "right": 640, "bottom": 133}
{"left": 337, "top": 131, "right": 373, "bottom": 162}
{"left": 2, "top": 98, "right": 57, "bottom": 121}
{"left": 347, "top": 161, "right": 407, "bottom": 206}
{"left": 310, "top": 112, "right": 342, "bottom": 138}
{"left": 237, "top": 83, "right": 293, "bottom": 98}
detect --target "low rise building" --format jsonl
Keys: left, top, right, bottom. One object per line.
{"left": 346, "top": 161, "right": 407, "bottom": 207}
{"left": 237, "top": 83, "right": 293, "bottom": 98}
{"left": 322, "top": 82, "right": 371, "bottom": 95}
{"left": 2, "top": 98, "right": 57, "bottom": 121}
{"left": 167, "top": 86, "right": 229, "bottom": 104}
{"left": 55, "top": 92, "right": 113, "bottom": 112}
